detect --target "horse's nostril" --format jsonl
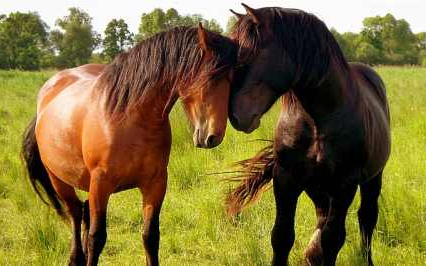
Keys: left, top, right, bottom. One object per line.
{"left": 206, "top": 135, "right": 218, "bottom": 148}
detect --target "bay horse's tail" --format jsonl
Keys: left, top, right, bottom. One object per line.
{"left": 21, "top": 117, "right": 66, "bottom": 219}
{"left": 225, "top": 143, "right": 274, "bottom": 216}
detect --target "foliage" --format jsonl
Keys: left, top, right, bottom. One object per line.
{"left": 225, "top": 16, "right": 238, "bottom": 36}
{"left": 0, "top": 12, "right": 49, "bottom": 70}
{"left": 417, "top": 32, "right": 426, "bottom": 50}
{"left": 102, "top": 19, "right": 134, "bottom": 62}
{"left": 332, "top": 14, "right": 424, "bottom": 65}
{"left": 1, "top": 9, "right": 426, "bottom": 69}
{"left": 421, "top": 57, "right": 426, "bottom": 67}
{"left": 50, "top": 8, "right": 100, "bottom": 68}
{"left": 89, "top": 53, "right": 108, "bottom": 64}
{"left": 355, "top": 42, "right": 383, "bottom": 65}
{"left": 359, "top": 14, "right": 419, "bottom": 65}
{"left": 136, "top": 8, "right": 223, "bottom": 41}
{"left": 203, "top": 19, "right": 222, "bottom": 34}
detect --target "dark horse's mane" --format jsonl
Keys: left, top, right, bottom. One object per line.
{"left": 98, "top": 26, "right": 236, "bottom": 118}
{"left": 231, "top": 7, "right": 349, "bottom": 89}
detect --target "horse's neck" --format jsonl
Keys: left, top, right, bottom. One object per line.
{"left": 133, "top": 83, "right": 175, "bottom": 126}
{"left": 293, "top": 62, "right": 354, "bottom": 124}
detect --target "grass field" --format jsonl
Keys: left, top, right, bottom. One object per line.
{"left": 0, "top": 67, "right": 425, "bottom": 265}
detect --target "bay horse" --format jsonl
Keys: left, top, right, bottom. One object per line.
{"left": 226, "top": 4, "right": 390, "bottom": 266}
{"left": 22, "top": 24, "right": 236, "bottom": 266}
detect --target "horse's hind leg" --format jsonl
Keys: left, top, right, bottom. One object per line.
{"left": 320, "top": 171, "right": 358, "bottom": 266}
{"left": 304, "top": 186, "right": 330, "bottom": 265}
{"left": 86, "top": 169, "right": 114, "bottom": 266}
{"left": 358, "top": 172, "right": 382, "bottom": 266}
{"left": 48, "top": 172, "right": 85, "bottom": 266}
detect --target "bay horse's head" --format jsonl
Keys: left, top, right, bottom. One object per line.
{"left": 178, "top": 24, "right": 237, "bottom": 148}
{"left": 228, "top": 4, "right": 339, "bottom": 132}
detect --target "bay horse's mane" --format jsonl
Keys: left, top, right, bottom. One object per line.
{"left": 231, "top": 7, "right": 349, "bottom": 89}
{"left": 98, "top": 26, "right": 237, "bottom": 118}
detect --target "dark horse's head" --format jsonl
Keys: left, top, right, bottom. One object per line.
{"left": 229, "top": 4, "right": 345, "bottom": 132}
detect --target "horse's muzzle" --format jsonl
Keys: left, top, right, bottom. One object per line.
{"left": 193, "top": 128, "right": 222, "bottom": 148}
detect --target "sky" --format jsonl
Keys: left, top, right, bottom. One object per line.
{"left": 1, "top": 0, "right": 425, "bottom": 35}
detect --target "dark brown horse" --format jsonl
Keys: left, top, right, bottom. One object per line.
{"left": 226, "top": 5, "right": 390, "bottom": 266}
{"left": 22, "top": 24, "right": 236, "bottom": 266}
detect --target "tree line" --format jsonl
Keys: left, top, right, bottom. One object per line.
{"left": 0, "top": 7, "right": 425, "bottom": 70}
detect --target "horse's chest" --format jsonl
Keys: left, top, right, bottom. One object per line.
{"left": 90, "top": 123, "right": 172, "bottom": 188}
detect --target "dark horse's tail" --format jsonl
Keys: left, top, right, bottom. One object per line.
{"left": 225, "top": 142, "right": 275, "bottom": 216}
{"left": 21, "top": 117, "right": 66, "bottom": 219}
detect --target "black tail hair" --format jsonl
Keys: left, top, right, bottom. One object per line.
{"left": 21, "top": 117, "right": 66, "bottom": 219}
{"left": 225, "top": 143, "right": 274, "bottom": 216}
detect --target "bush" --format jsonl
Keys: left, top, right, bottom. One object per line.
{"left": 422, "top": 57, "right": 426, "bottom": 67}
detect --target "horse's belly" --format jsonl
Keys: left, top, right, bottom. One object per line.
{"left": 362, "top": 112, "right": 391, "bottom": 179}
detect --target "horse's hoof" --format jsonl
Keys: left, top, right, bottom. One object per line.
{"left": 68, "top": 253, "right": 86, "bottom": 266}
{"left": 304, "top": 229, "right": 323, "bottom": 266}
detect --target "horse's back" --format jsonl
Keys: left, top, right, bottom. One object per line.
{"left": 351, "top": 63, "right": 391, "bottom": 179}
{"left": 37, "top": 64, "right": 106, "bottom": 114}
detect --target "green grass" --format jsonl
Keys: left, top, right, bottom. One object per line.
{"left": 0, "top": 67, "right": 425, "bottom": 265}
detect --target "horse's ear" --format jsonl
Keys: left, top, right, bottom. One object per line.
{"left": 197, "top": 22, "right": 211, "bottom": 53}
{"left": 241, "top": 3, "right": 259, "bottom": 24}
{"left": 230, "top": 9, "right": 244, "bottom": 20}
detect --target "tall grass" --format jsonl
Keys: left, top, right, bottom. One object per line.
{"left": 0, "top": 67, "right": 425, "bottom": 265}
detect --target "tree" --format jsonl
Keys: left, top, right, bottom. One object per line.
{"left": 0, "top": 12, "right": 49, "bottom": 70}
{"left": 137, "top": 8, "right": 167, "bottom": 40}
{"left": 225, "top": 16, "right": 238, "bottom": 36}
{"left": 416, "top": 32, "right": 426, "bottom": 65}
{"left": 417, "top": 32, "right": 426, "bottom": 50}
{"left": 355, "top": 42, "right": 383, "bottom": 65}
{"left": 50, "top": 8, "right": 100, "bottom": 68}
{"left": 204, "top": 19, "right": 223, "bottom": 34}
{"left": 331, "top": 28, "right": 358, "bottom": 62}
{"left": 102, "top": 19, "right": 133, "bottom": 62}
{"left": 359, "top": 14, "right": 418, "bottom": 65}
{"left": 136, "top": 8, "right": 223, "bottom": 41}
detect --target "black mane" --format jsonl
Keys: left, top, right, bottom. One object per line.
{"left": 231, "top": 7, "right": 349, "bottom": 88}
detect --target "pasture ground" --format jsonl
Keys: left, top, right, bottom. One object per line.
{"left": 0, "top": 67, "right": 425, "bottom": 265}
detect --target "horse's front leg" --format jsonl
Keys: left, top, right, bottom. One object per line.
{"left": 271, "top": 164, "right": 303, "bottom": 266}
{"left": 139, "top": 170, "right": 167, "bottom": 266}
